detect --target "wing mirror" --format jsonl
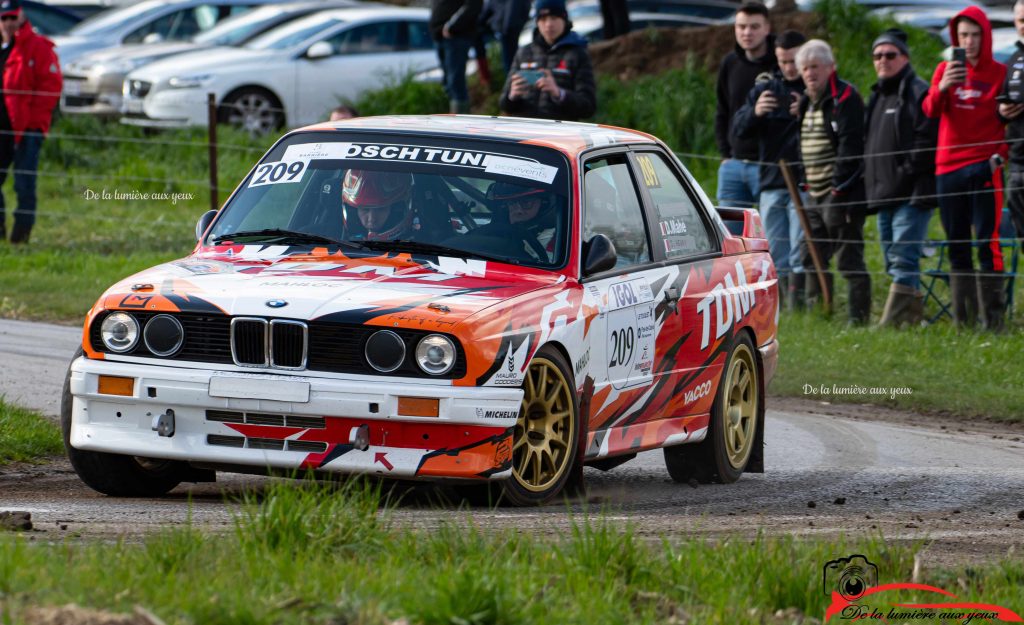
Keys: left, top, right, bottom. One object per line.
{"left": 582, "top": 234, "right": 617, "bottom": 277}
{"left": 195, "top": 209, "right": 217, "bottom": 242}
{"left": 306, "top": 41, "right": 333, "bottom": 59}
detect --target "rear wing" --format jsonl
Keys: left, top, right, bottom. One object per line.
{"left": 716, "top": 207, "right": 769, "bottom": 252}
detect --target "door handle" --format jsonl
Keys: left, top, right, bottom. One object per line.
{"left": 664, "top": 287, "right": 680, "bottom": 314}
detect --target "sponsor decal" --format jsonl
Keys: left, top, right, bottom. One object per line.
{"left": 696, "top": 261, "right": 756, "bottom": 350}
{"left": 574, "top": 348, "right": 590, "bottom": 377}
{"left": 660, "top": 218, "right": 687, "bottom": 236}
{"left": 248, "top": 159, "right": 308, "bottom": 187}
{"left": 605, "top": 278, "right": 656, "bottom": 390}
{"left": 683, "top": 380, "right": 712, "bottom": 404}
{"left": 118, "top": 294, "right": 153, "bottom": 309}
{"left": 475, "top": 408, "right": 520, "bottom": 419}
{"left": 636, "top": 154, "right": 661, "bottom": 188}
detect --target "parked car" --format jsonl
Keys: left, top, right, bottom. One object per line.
{"left": 870, "top": 5, "right": 1011, "bottom": 39}
{"left": 62, "top": 0, "right": 367, "bottom": 118}
{"left": 62, "top": 115, "right": 779, "bottom": 505}
{"left": 567, "top": 0, "right": 738, "bottom": 19}
{"left": 53, "top": 0, "right": 282, "bottom": 66}
{"left": 797, "top": 0, "right": 981, "bottom": 10}
{"left": 22, "top": 0, "right": 82, "bottom": 35}
{"left": 121, "top": 7, "right": 437, "bottom": 135}
{"left": 44, "top": 0, "right": 138, "bottom": 19}
{"left": 519, "top": 11, "right": 724, "bottom": 46}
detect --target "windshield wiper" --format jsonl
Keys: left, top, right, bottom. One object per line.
{"left": 212, "top": 229, "right": 345, "bottom": 246}
{"left": 358, "top": 239, "right": 519, "bottom": 265}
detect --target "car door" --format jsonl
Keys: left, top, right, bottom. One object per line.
{"left": 580, "top": 150, "right": 678, "bottom": 442}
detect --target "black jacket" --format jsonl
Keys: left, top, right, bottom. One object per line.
{"left": 864, "top": 65, "right": 938, "bottom": 210}
{"left": 797, "top": 73, "right": 866, "bottom": 202}
{"left": 1002, "top": 40, "right": 1024, "bottom": 164}
{"left": 715, "top": 38, "right": 777, "bottom": 160}
{"left": 480, "top": 0, "right": 530, "bottom": 36}
{"left": 430, "top": 0, "right": 482, "bottom": 41}
{"left": 499, "top": 29, "right": 597, "bottom": 121}
{"left": 731, "top": 69, "right": 805, "bottom": 192}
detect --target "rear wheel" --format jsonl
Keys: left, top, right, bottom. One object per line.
{"left": 664, "top": 333, "right": 760, "bottom": 484}
{"left": 501, "top": 346, "right": 580, "bottom": 506}
{"left": 217, "top": 87, "right": 283, "bottom": 136}
{"left": 62, "top": 350, "right": 187, "bottom": 497}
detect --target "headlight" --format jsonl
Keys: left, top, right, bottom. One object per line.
{"left": 415, "top": 334, "right": 456, "bottom": 375}
{"left": 100, "top": 312, "right": 139, "bottom": 353}
{"left": 365, "top": 330, "right": 405, "bottom": 373}
{"left": 143, "top": 314, "right": 184, "bottom": 357}
{"left": 168, "top": 74, "right": 212, "bottom": 89}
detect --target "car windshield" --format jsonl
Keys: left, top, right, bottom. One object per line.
{"left": 67, "top": 1, "right": 164, "bottom": 36}
{"left": 209, "top": 132, "right": 572, "bottom": 269}
{"left": 244, "top": 15, "right": 341, "bottom": 50}
{"left": 193, "top": 6, "right": 292, "bottom": 46}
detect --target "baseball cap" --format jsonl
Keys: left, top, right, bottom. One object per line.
{"left": 0, "top": 0, "right": 21, "bottom": 17}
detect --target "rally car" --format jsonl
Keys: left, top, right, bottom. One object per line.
{"left": 63, "top": 115, "right": 779, "bottom": 505}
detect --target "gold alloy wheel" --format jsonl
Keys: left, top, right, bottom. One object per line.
{"left": 723, "top": 343, "right": 757, "bottom": 469}
{"left": 512, "top": 357, "right": 575, "bottom": 492}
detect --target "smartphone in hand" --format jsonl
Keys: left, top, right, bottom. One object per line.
{"left": 951, "top": 47, "right": 966, "bottom": 65}
{"left": 517, "top": 69, "right": 545, "bottom": 85}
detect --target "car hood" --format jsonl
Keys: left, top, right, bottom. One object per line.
{"left": 128, "top": 47, "right": 278, "bottom": 82}
{"left": 78, "top": 41, "right": 206, "bottom": 67}
{"left": 54, "top": 36, "right": 112, "bottom": 64}
{"left": 97, "top": 245, "right": 565, "bottom": 330}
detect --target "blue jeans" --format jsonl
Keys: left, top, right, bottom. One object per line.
{"left": 877, "top": 202, "right": 932, "bottom": 289}
{"left": 758, "top": 187, "right": 805, "bottom": 277}
{"left": 436, "top": 36, "right": 472, "bottom": 104}
{"left": 0, "top": 130, "right": 44, "bottom": 235}
{"left": 716, "top": 159, "right": 759, "bottom": 208}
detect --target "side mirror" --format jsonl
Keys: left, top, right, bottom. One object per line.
{"left": 142, "top": 33, "right": 163, "bottom": 44}
{"left": 305, "top": 41, "right": 333, "bottom": 59}
{"left": 582, "top": 234, "right": 617, "bottom": 277}
{"left": 195, "top": 209, "right": 217, "bottom": 242}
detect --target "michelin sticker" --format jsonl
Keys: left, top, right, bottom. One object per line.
{"left": 605, "top": 278, "right": 656, "bottom": 390}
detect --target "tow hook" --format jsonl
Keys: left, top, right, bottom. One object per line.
{"left": 349, "top": 424, "right": 369, "bottom": 451}
{"left": 152, "top": 409, "right": 175, "bottom": 437}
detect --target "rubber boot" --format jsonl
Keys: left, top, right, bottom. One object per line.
{"left": 976, "top": 273, "right": 1006, "bottom": 332}
{"left": 948, "top": 272, "right": 978, "bottom": 327}
{"left": 847, "top": 275, "right": 872, "bottom": 326}
{"left": 449, "top": 99, "right": 470, "bottom": 114}
{"left": 878, "top": 283, "right": 923, "bottom": 327}
{"left": 805, "top": 271, "right": 834, "bottom": 313}
{"left": 8, "top": 222, "right": 30, "bottom": 245}
{"left": 788, "top": 272, "right": 806, "bottom": 311}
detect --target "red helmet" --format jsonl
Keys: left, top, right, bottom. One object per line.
{"left": 342, "top": 170, "right": 412, "bottom": 208}
{"left": 486, "top": 181, "right": 545, "bottom": 203}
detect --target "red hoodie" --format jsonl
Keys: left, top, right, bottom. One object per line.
{"left": 922, "top": 5, "right": 1007, "bottom": 175}
{"left": 3, "top": 20, "right": 61, "bottom": 143}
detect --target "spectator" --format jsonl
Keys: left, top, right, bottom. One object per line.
{"left": 499, "top": 0, "right": 595, "bottom": 121}
{"left": 1000, "top": 0, "right": 1024, "bottom": 240}
{"left": 922, "top": 6, "right": 1008, "bottom": 331}
{"left": 864, "top": 28, "right": 938, "bottom": 327}
{"left": 732, "top": 29, "right": 807, "bottom": 310}
{"left": 329, "top": 105, "right": 359, "bottom": 121}
{"left": 430, "top": 0, "right": 483, "bottom": 114}
{"left": 715, "top": 2, "right": 776, "bottom": 209}
{"left": 0, "top": 0, "right": 60, "bottom": 245}
{"left": 481, "top": 0, "right": 532, "bottom": 73}
{"left": 599, "top": 0, "right": 630, "bottom": 40}
{"left": 792, "top": 39, "right": 871, "bottom": 324}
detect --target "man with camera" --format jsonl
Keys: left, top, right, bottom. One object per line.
{"left": 922, "top": 6, "right": 1008, "bottom": 330}
{"left": 731, "top": 29, "right": 807, "bottom": 309}
{"left": 864, "top": 29, "right": 938, "bottom": 327}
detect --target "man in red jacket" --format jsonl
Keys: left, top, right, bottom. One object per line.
{"left": 922, "top": 5, "right": 1007, "bottom": 330}
{"left": 0, "top": 0, "right": 60, "bottom": 244}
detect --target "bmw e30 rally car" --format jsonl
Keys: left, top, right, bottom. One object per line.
{"left": 64, "top": 115, "right": 779, "bottom": 505}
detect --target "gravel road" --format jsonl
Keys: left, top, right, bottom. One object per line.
{"left": 2, "top": 319, "right": 1022, "bottom": 568}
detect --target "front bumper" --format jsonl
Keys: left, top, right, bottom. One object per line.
{"left": 62, "top": 73, "right": 123, "bottom": 116}
{"left": 69, "top": 357, "right": 520, "bottom": 480}
{"left": 120, "top": 87, "right": 208, "bottom": 129}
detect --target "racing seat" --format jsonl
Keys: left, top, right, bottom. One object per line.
{"left": 921, "top": 207, "right": 1020, "bottom": 323}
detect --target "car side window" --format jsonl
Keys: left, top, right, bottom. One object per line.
{"left": 407, "top": 21, "right": 433, "bottom": 50}
{"left": 330, "top": 21, "right": 401, "bottom": 55}
{"left": 634, "top": 151, "right": 715, "bottom": 259}
{"left": 124, "top": 5, "right": 217, "bottom": 43}
{"left": 583, "top": 154, "right": 651, "bottom": 269}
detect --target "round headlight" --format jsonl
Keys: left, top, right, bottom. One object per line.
{"left": 415, "top": 334, "right": 456, "bottom": 375}
{"left": 365, "top": 330, "right": 406, "bottom": 373}
{"left": 100, "top": 312, "right": 140, "bottom": 353}
{"left": 144, "top": 314, "right": 184, "bottom": 357}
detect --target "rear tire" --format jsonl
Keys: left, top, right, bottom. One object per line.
{"left": 664, "top": 333, "right": 760, "bottom": 484}
{"left": 62, "top": 349, "right": 185, "bottom": 497}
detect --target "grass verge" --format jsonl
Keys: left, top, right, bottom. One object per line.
{"left": 0, "top": 478, "right": 1021, "bottom": 624}
{"left": 0, "top": 398, "right": 62, "bottom": 465}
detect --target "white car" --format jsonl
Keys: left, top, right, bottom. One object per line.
{"left": 54, "top": 0, "right": 282, "bottom": 66}
{"left": 62, "top": 0, "right": 367, "bottom": 117}
{"left": 121, "top": 7, "right": 438, "bottom": 135}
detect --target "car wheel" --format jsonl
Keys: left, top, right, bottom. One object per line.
{"left": 664, "top": 333, "right": 760, "bottom": 484}
{"left": 218, "top": 87, "right": 283, "bottom": 137}
{"left": 62, "top": 349, "right": 184, "bottom": 497}
{"left": 502, "top": 346, "right": 580, "bottom": 506}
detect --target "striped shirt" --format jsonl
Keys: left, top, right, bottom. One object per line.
{"left": 801, "top": 101, "right": 836, "bottom": 199}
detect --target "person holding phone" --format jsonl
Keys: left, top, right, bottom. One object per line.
{"left": 499, "top": 0, "right": 596, "bottom": 121}
{"left": 922, "top": 6, "right": 1009, "bottom": 330}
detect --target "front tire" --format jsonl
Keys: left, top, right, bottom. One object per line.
{"left": 501, "top": 346, "right": 580, "bottom": 506}
{"left": 664, "top": 333, "right": 760, "bottom": 484}
{"left": 217, "top": 87, "right": 284, "bottom": 136}
{"left": 62, "top": 350, "right": 185, "bottom": 497}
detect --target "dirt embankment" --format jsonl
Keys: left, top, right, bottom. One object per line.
{"left": 589, "top": 7, "right": 823, "bottom": 81}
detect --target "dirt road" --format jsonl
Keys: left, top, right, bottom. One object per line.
{"left": 2, "top": 319, "right": 1022, "bottom": 568}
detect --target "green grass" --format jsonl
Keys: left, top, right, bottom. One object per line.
{"left": 0, "top": 398, "right": 62, "bottom": 465}
{"left": 0, "top": 478, "right": 1020, "bottom": 624}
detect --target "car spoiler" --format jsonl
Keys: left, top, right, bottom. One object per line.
{"left": 716, "top": 206, "right": 769, "bottom": 252}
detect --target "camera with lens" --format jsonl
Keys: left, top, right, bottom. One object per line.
{"left": 822, "top": 554, "right": 878, "bottom": 600}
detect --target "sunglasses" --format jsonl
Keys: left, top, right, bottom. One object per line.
{"left": 872, "top": 51, "right": 900, "bottom": 61}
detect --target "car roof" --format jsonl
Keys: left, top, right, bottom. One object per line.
{"left": 296, "top": 115, "right": 660, "bottom": 157}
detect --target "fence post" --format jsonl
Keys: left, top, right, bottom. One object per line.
{"left": 779, "top": 159, "right": 831, "bottom": 314}
{"left": 207, "top": 92, "right": 218, "bottom": 212}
